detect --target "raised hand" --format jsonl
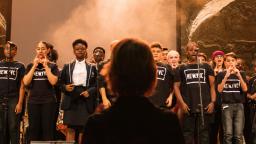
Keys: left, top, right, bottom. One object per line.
{"left": 33, "top": 57, "right": 40, "bottom": 67}
{"left": 233, "top": 67, "right": 241, "bottom": 77}
{"left": 225, "top": 66, "right": 232, "bottom": 78}
{"left": 41, "top": 57, "right": 49, "bottom": 68}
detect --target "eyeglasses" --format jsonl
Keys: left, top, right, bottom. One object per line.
{"left": 215, "top": 55, "right": 223, "bottom": 59}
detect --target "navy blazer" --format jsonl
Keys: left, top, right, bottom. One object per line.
{"left": 60, "top": 60, "right": 97, "bottom": 112}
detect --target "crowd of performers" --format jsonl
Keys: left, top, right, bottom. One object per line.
{"left": 0, "top": 38, "right": 256, "bottom": 144}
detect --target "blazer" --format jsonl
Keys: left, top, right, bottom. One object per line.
{"left": 60, "top": 60, "right": 97, "bottom": 112}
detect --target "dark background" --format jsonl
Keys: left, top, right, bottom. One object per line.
{"left": 178, "top": 0, "right": 256, "bottom": 75}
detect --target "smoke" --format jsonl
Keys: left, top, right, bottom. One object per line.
{"left": 45, "top": 0, "right": 176, "bottom": 66}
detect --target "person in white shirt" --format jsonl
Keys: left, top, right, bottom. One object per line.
{"left": 60, "top": 39, "right": 97, "bottom": 144}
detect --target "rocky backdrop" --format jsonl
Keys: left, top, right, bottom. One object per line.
{"left": 178, "top": 0, "right": 256, "bottom": 75}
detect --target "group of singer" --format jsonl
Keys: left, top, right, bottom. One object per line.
{"left": 0, "top": 38, "right": 256, "bottom": 144}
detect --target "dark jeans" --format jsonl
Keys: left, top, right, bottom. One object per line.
{"left": 253, "top": 113, "right": 256, "bottom": 144}
{"left": 28, "top": 102, "right": 56, "bottom": 142}
{"left": 246, "top": 102, "right": 256, "bottom": 144}
{"left": 222, "top": 103, "right": 244, "bottom": 144}
{"left": 244, "top": 102, "right": 253, "bottom": 144}
{"left": 0, "top": 97, "right": 21, "bottom": 144}
{"left": 183, "top": 113, "right": 213, "bottom": 144}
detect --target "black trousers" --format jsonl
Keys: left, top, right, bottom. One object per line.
{"left": 209, "top": 105, "right": 223, "bottom": 144}
{"left": 0, "top": 97, "right": 21, "bottom": 144}
{"left": 28, "top": 102, "right": 56, "bottom": 142}
{"left": 244, "top": 102, "right": 256, "bottom": 144}
{"left": 183, "top": 113, "right": 213, "bottom": 144}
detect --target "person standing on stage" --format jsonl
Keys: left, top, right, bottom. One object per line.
{"left": 161, "top": 47, "right": 169, "bottom": 64}
{"left": 97, "top": 40, "right": 119, "bottom": 110}
{"left": 216, "top": 52, "right": 247, "bottom": 144}
{"left": 197, "top": 52, "right": 208, "bottom": 64}
{"left": 166, "top": 50, "right": 182, "bottom": 114}
{"left": 174, "top": 42, "right": 216, "bottom": 144}
{"left": 209, "top": 50, "right": 225, "bottom": 144}
{"left": 247, "top": 61, "right": 256, "bottom": 143}
{"left": 212, "top": 50, "right": 225, "bottom": 76}
{"left": 89, "top": 47, "right": 105, "bottom": 68}
{"left": 167, "top": 50, "right": 180, "bottom": 69}
{"left": 46, "top": 42, "right": 59, "bottom": 63}
{"left": 60, "top": 39, "right": 96, "bottom": 144}
{"left": 90, "top": 46, "right": 111, "bottom": 111}
{"left": 148, "top": 42, "right": 174, "bottom": 110}
{"left": 0, "top": 41, "right": 25, "bottom": 144}
{"left": 23, "top": 41, "right": 59, "bottom": 142}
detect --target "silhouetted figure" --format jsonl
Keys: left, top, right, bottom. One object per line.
{"left": 84, "top": 38, "right": 184, "bottom": 144}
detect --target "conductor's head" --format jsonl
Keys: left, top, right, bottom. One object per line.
{"left": 102, "top": 38, "right": 157, "bottom": 97}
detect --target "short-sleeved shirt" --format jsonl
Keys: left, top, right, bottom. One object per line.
{"left": 174, "top": 63, "right": 214, "bottom": 113}
{"left": 26, "top": 63, "right": 59, "bottom": 104}
{"left": 0, "top": 61, "right": 25, "bottom": 98}
{"left": 216, "top": 71, "right": 247, "bottom": 104}
{"left": 149, "top": 62, "right": 174, "bottom": 108}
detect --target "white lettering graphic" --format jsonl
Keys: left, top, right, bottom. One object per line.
{"left": 223, "top": 79, "right": 241, "bottom": 93}
{"left": 0, "top": 67, "right": 19, "bottom": 80}
{"left": 34, "top": 71, "right": 46, "bottom": 77}
{"left": 157, "top": 66, "right": 167, "bottom": 80}
{"left": 184, "top": 68, "right": 206, "bottom": 84}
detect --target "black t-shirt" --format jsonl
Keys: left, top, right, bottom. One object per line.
{"left": 216, "top": 71, "right": 247, "bottom": 104}
{"left": 97, "top": 60, "right": 115, "bottom": 102}
{"left": 174, "top": 63, "right": 214, "bottom": 113}
{"left": 0, "top": 61, "right": 25, "bottom": 98}
{"left": 26, "top": 63, "right": 59, "bottom": 104}
{"left": 97, "top": 60, "right": 109, "bottom": 90}
{"left": 149, "top": 62, "right": 174, "bottom": 108}
{"left": 248, "top": 75, "right": 256, "bottom": 95}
